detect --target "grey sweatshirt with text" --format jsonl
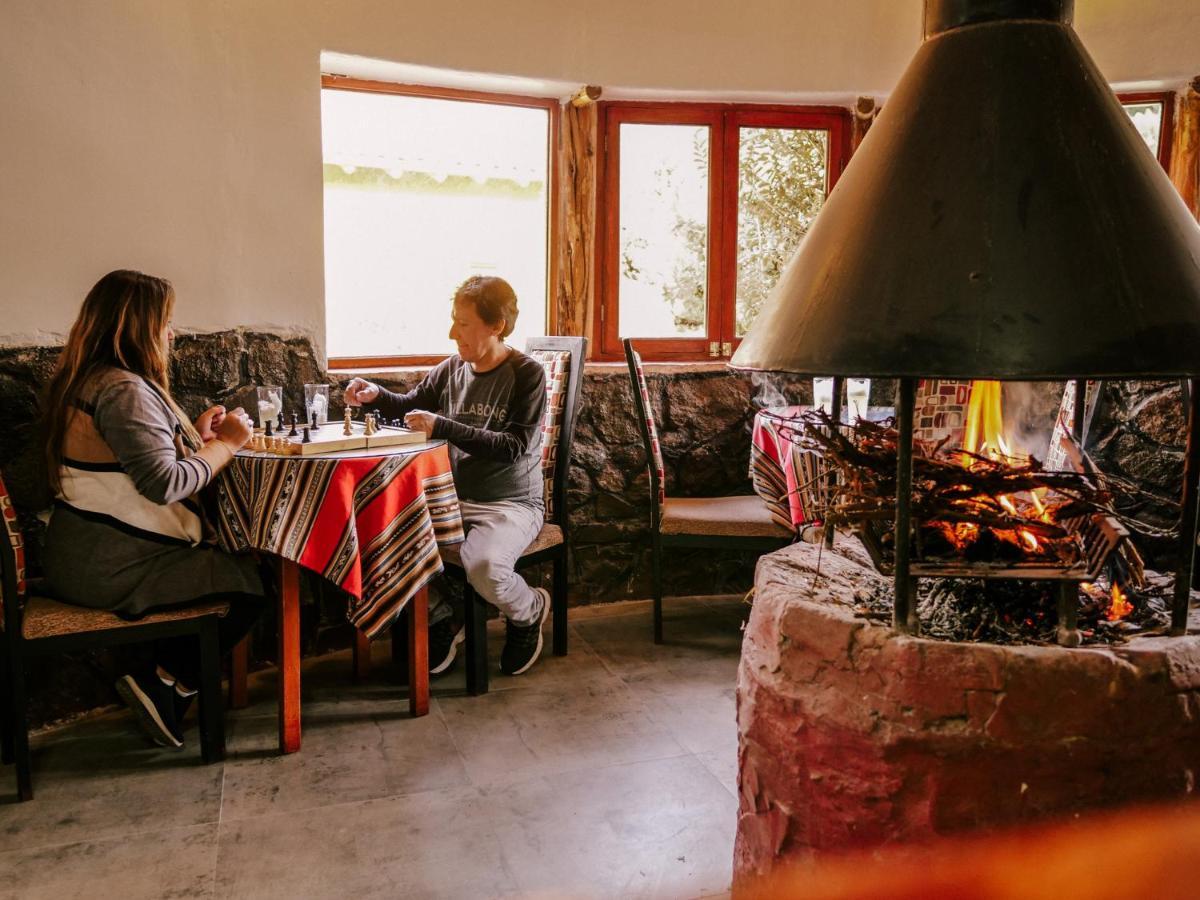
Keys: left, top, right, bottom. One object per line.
{"left": 366, "top": 350, "right": 546, "bottom": 506}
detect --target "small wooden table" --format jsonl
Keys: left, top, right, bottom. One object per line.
{"left": 214, "top": 440, "right": 464, "bottom": 753}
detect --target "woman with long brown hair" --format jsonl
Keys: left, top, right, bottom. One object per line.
{"left": 42, "top": 269, "right": 264, "bottom": 749}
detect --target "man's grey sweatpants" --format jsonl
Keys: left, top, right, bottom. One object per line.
{"left": 431, "top": 499, "right": 545, "bottom": 627}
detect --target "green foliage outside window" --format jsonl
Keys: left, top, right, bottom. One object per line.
{"left": 622, "top": 128, "right": 829, "bottom": 336}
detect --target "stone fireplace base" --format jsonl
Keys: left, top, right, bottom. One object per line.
{"left": 734, "top": 539, "right": 1200, "bottom": 885}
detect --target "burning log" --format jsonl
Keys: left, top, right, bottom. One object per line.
{"left": 780, "top": 410, "right": 1143, "bottom": 572}
{"left": 772, "top": 399, "right": 1177, "bottom": 645}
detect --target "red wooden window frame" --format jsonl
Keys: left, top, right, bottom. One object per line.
{"left": 322, "top": 75, "right": 561, "bottom": 370}
{"left": 595, "top": 102, "right": 851, "bottom": 362}
{"left": 1117, "top": 90, "right": 1175, "bottom": 173}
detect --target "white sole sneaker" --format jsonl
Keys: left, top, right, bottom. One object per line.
{"left": 429, "top": 625, "right": 465, "bottom": 676}
{"left": 504, "top": 588, "right": 551, "bottom": 676}
{"left": 114, "top": 674, "right": 183, "bottom": 749}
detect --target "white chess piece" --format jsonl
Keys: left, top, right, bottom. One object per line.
{"left": 343, "top": 406, "right": 353, "bottom": 436}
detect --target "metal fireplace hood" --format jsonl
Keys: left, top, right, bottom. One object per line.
{"left": 730, "top": 0, "right": 1200, "bottom": 380}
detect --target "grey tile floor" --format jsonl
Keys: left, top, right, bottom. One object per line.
{"left": 0, "top": 596, "right": 746, "bottom": 899}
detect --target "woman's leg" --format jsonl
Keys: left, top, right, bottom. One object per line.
{"left": 153, "top": 592, "right": 266, "bottom": 691}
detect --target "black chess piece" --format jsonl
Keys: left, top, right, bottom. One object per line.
{"left": 288, "top": 413, "right": 299, "bottom": 438}
{"left": 311, "top": 410, "right": 319, "bottom": 430}
{"left": 301, "top": 426, "right": 311, "bottom": 444}
{"left": 277, "top": 411, "right": 285, "bottom": 433}
{"left": 265, "top": 419, "right": 273, "bottom": 438}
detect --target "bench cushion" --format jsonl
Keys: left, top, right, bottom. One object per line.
{"left": 660, "top": 495, "right": 795, "bottom": 539}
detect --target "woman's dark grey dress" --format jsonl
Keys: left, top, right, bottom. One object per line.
{"left": 42, "top": 367, "right": 262, "bottom": 616}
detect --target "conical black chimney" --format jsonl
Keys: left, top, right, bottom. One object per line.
{"left": 730, "top": 0, "right": 1200, "bottom": 379}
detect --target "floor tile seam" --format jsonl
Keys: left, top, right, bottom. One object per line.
{"left": 211, "top": 755, "right": 228, "bottom": 894}
{"left": 218, "top": 776, "right": 490, "bottom": 826}
{"left": 0, "top": 819, "right": 221, "bottom": 859}
{"left": 430, "top": 695, "right": 474, "bottom": 782}
{"left": 468, "top": 748, "right": 699, "bottom": 797}
{"left": 691, "top": 752, "right": 740, "bottom": 803}
{"left": 565, "top": 620, "right": 628, "bottom": 683}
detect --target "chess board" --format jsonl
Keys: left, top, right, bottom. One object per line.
{"left": 243, "top": 422, "right": 425, "bottom": 456}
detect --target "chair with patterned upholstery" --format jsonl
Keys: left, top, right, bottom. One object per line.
{"left": 441, "top": 336, "right": 587, "bottom": 695}
{"left": 623, "top": 338, "right": 793, "bottom": 643}
{"left": 0, "top": 473, "right": 227, "bottom": 802}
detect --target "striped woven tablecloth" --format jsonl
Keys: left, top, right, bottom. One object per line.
{"left": 214, "top": 441, "right": 464, "bottom": 638}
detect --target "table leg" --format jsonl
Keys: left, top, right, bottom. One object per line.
{"left": 277, "top": 558, "right": 302, "bottom": 753}
{"left": 352, "top": 629, "right": 371, "bottom": 682}
{"left": 407, "top": 587, "right": 429, "bottom": 717}
{"left": 229, "top": 637, "right": 249, "bottom": 710}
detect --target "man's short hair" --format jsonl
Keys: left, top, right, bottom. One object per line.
{"left": 454, "top": 276, "right": 519, "bottom": 339}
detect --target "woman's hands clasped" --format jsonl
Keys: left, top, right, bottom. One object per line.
{"left": 195, "top": 404, "right": 253, "bottom": 451}
{"left": 216, "top": 407, "right": 253, "bottom": 450}
{"left": 343, "top": 378, "right": 381, "bottom": 408}
{"left": 194, "top": 405, "right": 227, "bottom": 443}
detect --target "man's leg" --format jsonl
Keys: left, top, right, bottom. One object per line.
{"left": 457, "top": 501, "right": 545, "bottom": 625}
{"left": 458, "top": 501, "right": 548, "bottom": 676}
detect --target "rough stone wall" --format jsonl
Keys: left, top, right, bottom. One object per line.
{"left": 366, "top": 363, "right": 813, "bottom": 602}
{"left": 0, "top": 332, "right": 808, "bottom": 726}
{"left": 1091, "top": 380, "right": 1189, "bottom": 566}
{"left": 2, "top": 331, "right": 1191, "bottom": 728}
{"left": 1, "top": 333, "right": 809, "bottom": 604}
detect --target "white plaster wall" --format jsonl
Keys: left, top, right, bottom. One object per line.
{"left": 0, "top": 0, "right": 1195, "bottom": 355}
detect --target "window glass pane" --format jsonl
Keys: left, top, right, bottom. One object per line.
{"left": 736, "top": 127, "right": 829, "bottom": 337}
{"left": 618, "top": 124, "right": 709, "bottom": 338}
{"left": 321, "top": 89, "right": 548, "bottom": 358}
{"left": 1122, "top": 102, "right": 1163, "bottom": 157}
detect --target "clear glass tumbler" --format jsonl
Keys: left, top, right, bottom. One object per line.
{"left": 812, "top": 377, "right": 834, "bottom": 415}
{"left": 304, "top": 384, "right": 330, "bottom": 425}
{"left": 847, "top": 378, "right": 871, "bottom": 419}
{"left": 256, "top": 385, "right": 282, "bottom": 429}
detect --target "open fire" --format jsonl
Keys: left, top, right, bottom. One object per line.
{"left": 924, "top": 379, "right": 1078, "bottom": 568}
{"left": 792, "top": 379, "right": 1154, "bottom": 641}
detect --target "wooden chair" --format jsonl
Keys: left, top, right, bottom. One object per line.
{"left": 0, "top": 475, "right": 226, "bottom": 802}
{"left": 441, "top": 336, "right": 588, "bottom": 695}
{"left": 623, "top": 338, "right": 793, "bottom": 643}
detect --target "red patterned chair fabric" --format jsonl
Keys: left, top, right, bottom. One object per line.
{"left": 0, "top": 472, "right": 27, "bottom": 619}
{"left": 529, "top": 349, "right": 572, "bottom": 521}
{"left": 627, "top": 347, "right": 667, "bottom": 512}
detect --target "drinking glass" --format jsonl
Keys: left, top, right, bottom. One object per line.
{"left": 256, "top": 385, "right": 282, "bottom": 428}
{"left": 304, "top": 384, "right": 330, "bottom": 425}
{"left": 847, "top": 378, "right": 871, "bottom": 419}
{"left": 812, "top": 377, "right": 834, "bottom": 414}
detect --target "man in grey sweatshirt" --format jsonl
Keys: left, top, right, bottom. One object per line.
{"left": 344, "top": 276, "right": 549, "bottom": 676}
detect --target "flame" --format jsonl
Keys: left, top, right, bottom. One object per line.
{"left": 1107, "top": 583, "right": 1133, "bottom": 621}
{"left": 964, "top": 381, "right": 1042, "bottom": 551}
{"left": 962, "top": 380, "right": 1011, "bottom": 465}
{"left": 931, "top": 381, "right": 1076, "bottom": 563}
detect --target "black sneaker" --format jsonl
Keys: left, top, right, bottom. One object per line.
{"left": 500, "top": 588, "right": 550, "bottom": 676}
{"left": 114, "top": 671, "right": 184, "bottom": 749}
{"left": 429, "top": 617, "right": 465, "bottom": 675}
